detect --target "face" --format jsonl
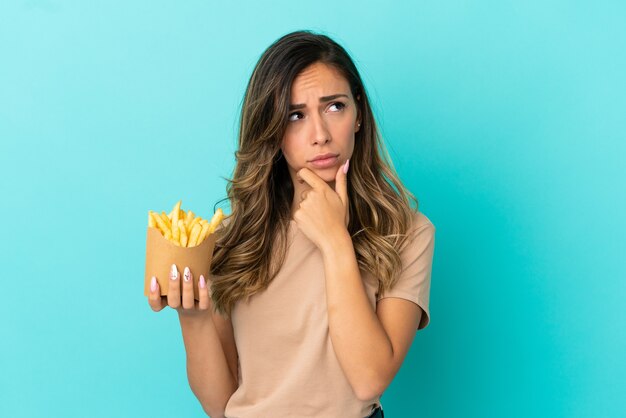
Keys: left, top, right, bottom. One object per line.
{"left": 280, "top": 61, "right": 361, "bottom": 186}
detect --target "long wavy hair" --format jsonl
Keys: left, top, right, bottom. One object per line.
{"left": 210, "top": 30, "right": 420, "bottom": 317}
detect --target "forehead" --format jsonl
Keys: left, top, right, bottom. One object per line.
{"left": 290, "top": 62, "right": 350, "bottom": 98}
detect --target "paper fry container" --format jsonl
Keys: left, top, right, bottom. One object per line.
{"left": 144, "top": 227, "right": 217, "bottom": 301}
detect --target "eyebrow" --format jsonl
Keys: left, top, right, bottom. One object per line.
{"left": 288, "top": 94, "right": 349, "bottom": 111}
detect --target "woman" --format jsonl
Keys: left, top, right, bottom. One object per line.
{"left": 148, "top": 30, "right": 436, "bottom": 418}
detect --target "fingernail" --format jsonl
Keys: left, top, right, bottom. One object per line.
{"left": 150, "top": 276, "right": 157, "bottom": 292}
{"left": 170, "top": 264, "right": 178, "bottom": 280}
{"left": 199, "top": 274, "right": 206, "bottom": 289}
{"left": 184, "top": 266, "right": 191, "bottom": 282}
{"left": 343, "top": 158, "right": 350, "bottom": 174}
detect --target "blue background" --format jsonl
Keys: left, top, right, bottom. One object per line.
{"left": 1, "top": 1, "right": 624, "bottom": 417}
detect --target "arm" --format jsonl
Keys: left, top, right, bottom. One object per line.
{"left": 178, "top": 310, "right": 238, "bottom": 417}
{"left": 293, "top": 166, "right": 428, "bottom": 400}
{"left": 320, "top": 231, "right": 423, "bottom": 401}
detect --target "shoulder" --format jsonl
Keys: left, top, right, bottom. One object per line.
{"left": 414, "top": 210, "right": 434, "bottom": 227}
{"left": 221, "top": 213, "right": 233, "bottom": 227}
{"left": 214, "top": 213, "right": 233, "bottom": 235}
{"left": 408, "top": 209, "right": 436, "bottom": 237}
{"left": 395, "top": 209, "right": 436, "bottom": 260}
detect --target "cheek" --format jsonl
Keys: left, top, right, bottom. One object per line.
{"left": 334, "top": 114, "right": 356, "bottom": 136}
{"left": 280, "top": 135, "right": 300, "bottom": 164}
{"left": 335, "top": 123, "right": 356, "bottom": 147}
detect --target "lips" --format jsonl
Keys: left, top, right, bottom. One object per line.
{"left": 309, "top": 154, "right": 339, "bottom": 169}
{"left": 310, "top": 153, "right": 339, "bottom": 162}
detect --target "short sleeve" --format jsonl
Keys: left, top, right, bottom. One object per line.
{"left": 376, "top": 212, "right": 435, "bottom": 331}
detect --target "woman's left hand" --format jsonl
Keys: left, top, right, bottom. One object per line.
{"left": 294, "top": 160, "right": 350, "bottom": 251}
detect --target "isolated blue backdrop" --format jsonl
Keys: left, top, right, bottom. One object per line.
{"left": 1, "top": 1, "right": 624, "bottom": 417}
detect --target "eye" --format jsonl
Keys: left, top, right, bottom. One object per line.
{"left": 329, "top": 102, "right": 346, "bottom": 112}
{"left": 288, "top": 102, "right": 346, "bottom": 122}
{"left": 288, "top": 111, "right": 303, "bottom": 122}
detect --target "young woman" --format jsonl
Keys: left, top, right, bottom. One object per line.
{"left": 148, "top": 30, "right": 436, "bottom": 418}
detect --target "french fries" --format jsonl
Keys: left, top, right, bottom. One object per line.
{"left": 148, "top": 200, "right": 224, "bottom": 247}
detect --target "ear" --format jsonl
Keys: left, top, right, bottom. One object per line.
{"left": 355, "top": 94, "right": 362, "bottom": 132}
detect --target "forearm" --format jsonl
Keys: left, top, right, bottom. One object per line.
{"left": 321, "top": 232, "right": 394, "bottom": 400}
{"left": 178, "top": 312, "right": 237, "bottom": 417}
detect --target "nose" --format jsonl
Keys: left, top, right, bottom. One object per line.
{"left": 311, "top": 114, "right": 331, "bottom": 145}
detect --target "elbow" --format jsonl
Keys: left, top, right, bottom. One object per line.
{"left": 193, "top": 388, "right": 229, "bottom": 418}
{"left": 352, "top": 372, "right": 386, "bottom": 402}
{"left": 203, "top": 409, "right": 225, "bottom": 418}
{"left": 199, "top": 391, "right": 234, "bottom": 418}
{"left": 189, "top": 374, "right": 237, "bottom": 417}
{"left": 199, "top": 402, "right": 223, "bottom": 418}
{"left": 354, "top": 384, "right": 383, "bottom": 402}
{"left": 201, "top": 401, "right": 226, "bottom": 418}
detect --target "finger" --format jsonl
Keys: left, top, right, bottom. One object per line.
{"left": 297, "top": 167, "right": 328, "bottom": 191}
{"left": 198, "top": 274, "right": 210, "bottom": 310}
{"left": 334, "top": 159, "right": 349, "bottom": 209}
{"left": 148, "top": 276, "right": 166, "bottom": 312}
{"left": 182, "top": 266, "right": 195, "bottom": 310}
{"left": 167, "top": 264, "right": 181, "bottom": 309}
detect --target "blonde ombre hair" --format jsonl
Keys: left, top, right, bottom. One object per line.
{"left": 210, "top": 30, "right": 420, "bottom": 317}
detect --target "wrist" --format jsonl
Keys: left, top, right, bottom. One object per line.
{"left": 320, "top": 228, "right": 352, "bottom": 259}
{"left": 178, "top": 308, "right": 213, "bottom": 328}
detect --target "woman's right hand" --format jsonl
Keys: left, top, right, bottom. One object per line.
{"left": 148, "top": 264, "right": 212, "bottom": 316}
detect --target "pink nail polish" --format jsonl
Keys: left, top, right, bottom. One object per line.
{"left": 150, "top": 276, "right": 157, "bottom": 292}
{"left": 343, "top": 159, "right": 350, "bottom": 174}
{"left": 199, "top": 275, "right": 206, "bottom": 289}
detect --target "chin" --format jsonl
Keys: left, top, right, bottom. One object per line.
{"left": 315, "top": 171, "right": 336, "bottom": 182}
